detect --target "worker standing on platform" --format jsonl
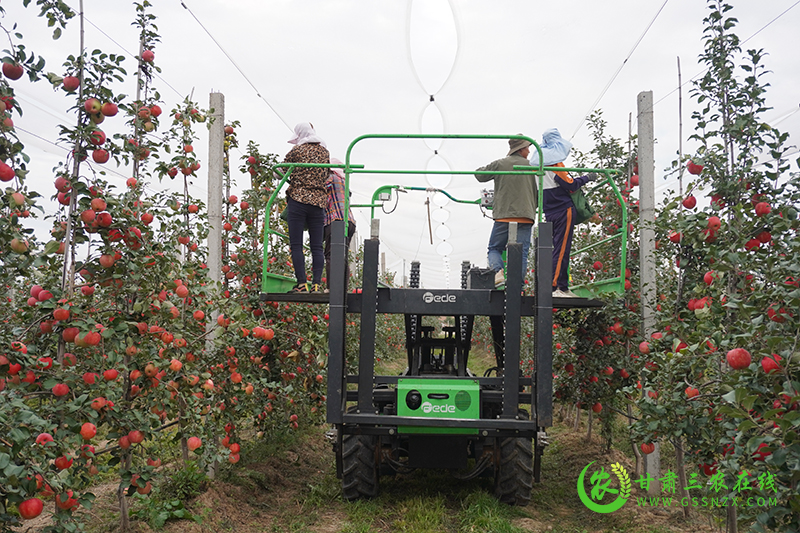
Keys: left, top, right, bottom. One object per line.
{"left": 324, "top": 157, "right": 357, "bottom": 291}
{"left": 283, "top": 122, "right": 329, "bottom": 293}
{"left": 529, "top": 128, "right": 597, "bottom": 298}
{"left": 475, "top": 136, "right": 537, "bottom": 288}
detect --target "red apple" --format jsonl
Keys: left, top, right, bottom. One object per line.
{"left": 99, "top": 254, "right": 115, "bottom": 268}
{"left": 0, "top": 161, "right": 16, "bottom": 182}
{"left": 62, "top": 75, "right": 80, "bottom": 91}
{"left": 141, "top": 50, "right": 155, "bottom": 62}
{"left": 640, "top": 442, "right": 655, "bottom": 455}
{"left": 687, "top": 160, "right": 703, "bottom": 175}
{"left": 682, "top": 195, "right": 697, "bottom": 209}
{"left": 18, "top": 498, "right": 44, "bottom": 520}
{"left": 54, "top": 455, "right": 73, "bottom": 470}
{"left": 761, "top": 355, "right": 781, "bottom": 374}
{"left": 11, "top": 238, "right": 29, "bottom": 253}
{"left": 96, "top": 211, "right": 113, "bottom": 227}
{"left": 187, "top": 436, "right": 202, "bottom": 451}
{"left": 100, "top": 102, "right": 118, "bottom": 117}
{"left": 89, "top": 130, "right": 106, "bottom": 146}
{"left": 92, "top": 149, "right": 109, "bottom": 164}
{"left": 90, "top": 197, "right": 106, "bottom": 211}
{"left": 726, "top": 348, "right": 751, "bottom": 370}
{"left": 35, "top": 432, "right": 54, "bottom": 446}
{"left": 55, "top": 490, "right": 79, "bottom": 511}
{"left": 128, "top": 430, "right": 145, "bottom": 444}
{"left": 755, "top": 202, "right": 771, "bottom": 217}
{"left": 2, "top": 62, "right": 24, "bottom": 80}
{"left": 51, "top": 383, "right": 70, "bottom": 397}
{"left": 84, "top": 97, "right": 102, "bottom": 115}
{"left": 80, "top": 423, "right": 97, "bottom": 440}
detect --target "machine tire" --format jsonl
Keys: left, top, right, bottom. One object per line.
{"left": 494, "top": 431, "right": 533, "bottom": 505}
{"left": 341, "top": 433, "right": 379, "bottom": 501}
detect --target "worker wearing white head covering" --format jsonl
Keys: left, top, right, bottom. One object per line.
{"left": 283, "top": 122, "right": 330, "bottom": 293}
{"left": 528, "top": 128, "right": 573, "bottom": 166}
{"left": 287, "top": 122, "right": 327, "bottom": 148}
{"left": 534, "top": 128, "right": 597, "bottom": 298}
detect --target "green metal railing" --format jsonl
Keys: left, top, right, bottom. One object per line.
{"left": 351, "top": 184, "right": 481, "bottom": 219}
{"left": 510, "top": 167, "right": 627, "bottom": 297}
{"left": 260, "top": 162, "right": 364, "bottom": 294}
{"left": 261, "top": 134, "right": 628, "bottom": 297}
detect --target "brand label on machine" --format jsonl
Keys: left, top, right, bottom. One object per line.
{"left": 422, "top": 292, "right": 457, "bottom": 304}
{"left": 421, "top": 401, "right": 456, "bottom": 414}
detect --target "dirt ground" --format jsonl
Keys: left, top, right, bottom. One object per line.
{"left": 18, "top": 420, "right": 727, "bottom": 533}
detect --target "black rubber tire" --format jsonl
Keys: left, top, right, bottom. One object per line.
{"left": 494, "top": 436, "right": 533, "bottom": 506}
{"left": 341, "top": 433, "right": 379, "bottom": 501}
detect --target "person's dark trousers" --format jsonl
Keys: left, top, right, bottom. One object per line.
{"left": 286, "top": 197, "right": 324, "bottom": 285}
{"left": 547, "top": 205, "right": 576, "bottom": 291}
{"left": 324, "top": 219, "right": 356, "bottom": 289}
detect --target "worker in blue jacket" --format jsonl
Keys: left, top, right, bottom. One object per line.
{"left": 530, "top": 128, "right": 597, "bottom": 298}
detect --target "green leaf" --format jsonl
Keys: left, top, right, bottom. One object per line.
{"left": 742, "top": 395, "right": 758, "bottom": 411}
{"left": 722, "top": 390, "right": 737, "bottom": 404}
{"left": 738, "top": 419, "right": 758, "bottom": 432}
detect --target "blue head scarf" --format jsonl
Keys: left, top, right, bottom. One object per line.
{"left": 528, "top": 128, "right": 573, "bottom": 166}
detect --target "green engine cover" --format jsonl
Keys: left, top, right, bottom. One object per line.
{"left": 396, "top": 378, "right": 480, "bottom": 434}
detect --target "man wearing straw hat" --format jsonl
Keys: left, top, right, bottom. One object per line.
{"left": 475, "top": 136, "right": 537, "bottom": 288}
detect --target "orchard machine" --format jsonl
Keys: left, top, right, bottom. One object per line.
{"left": 260, "top": 134, "right": 627, "bottom": 505}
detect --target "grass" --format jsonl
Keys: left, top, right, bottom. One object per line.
{"left": 75, "top": 412, "right": 720, "bottom": 533}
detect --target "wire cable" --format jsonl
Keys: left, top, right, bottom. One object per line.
{"left": 651, "top": 0, "right": 800, "bottom": 110}
{"left": 570, "top": 0, "right": 670, "bottom": 140}
{"left": 178, "top": 0, "right": 293, "bottom": 132}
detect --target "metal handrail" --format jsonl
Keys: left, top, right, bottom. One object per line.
{"left": 261, "top": 134, "right": 628, "bottom": 296}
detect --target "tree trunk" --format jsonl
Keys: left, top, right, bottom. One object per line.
{"left": 117, "top": 452, "right": 131, "bottom": 532}
{"left": 573, "top": 404, "right": 581, "bottom": 431}
{"left": 727, "top": 505, "right": 738, "bottom": 533}
{"left": 628, "top": 404, "right": 642, "bottom": 476}
{"left": 674, "top": 438, "right": 691, "bottom": 519}
{"left": 586, "top": 410, "right": 593, "bottom": 441}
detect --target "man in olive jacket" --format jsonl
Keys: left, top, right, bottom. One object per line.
{"left": 475, "top": 137, "right": 537, "bottom": 287}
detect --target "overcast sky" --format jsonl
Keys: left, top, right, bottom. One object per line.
{"left": 5, "top": 0, "right": 799, "bottom": 288}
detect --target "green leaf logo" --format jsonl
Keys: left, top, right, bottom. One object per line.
{"left": 577, "top": 461, "right": 630, "bottom": 514}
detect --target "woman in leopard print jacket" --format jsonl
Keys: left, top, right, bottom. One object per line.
{"left": 283, "top": 122, "right": 330, "bottom": 292}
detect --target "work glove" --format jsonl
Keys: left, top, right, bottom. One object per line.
{"left": 586, "top": 172, "right": 598, "bottom": 182}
